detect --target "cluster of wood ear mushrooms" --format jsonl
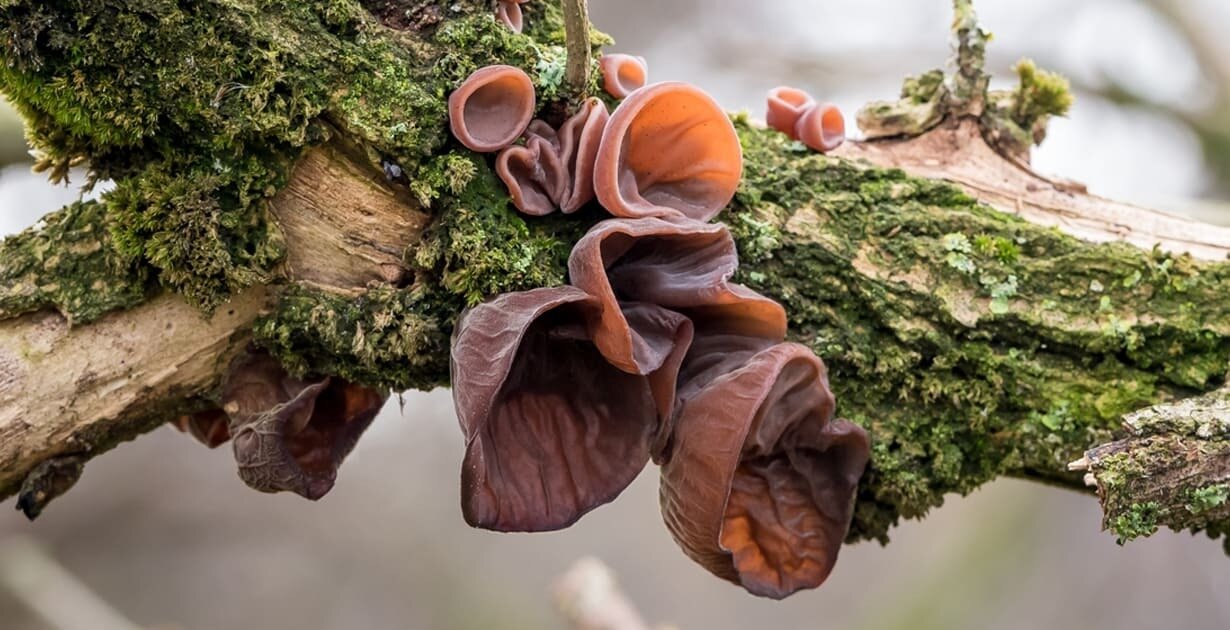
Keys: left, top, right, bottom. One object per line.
{"left": 173, "top": 4, "right": 864, "bottom": 600}
{"left": 446, "top": 49, "right": 868, "bottom": 598}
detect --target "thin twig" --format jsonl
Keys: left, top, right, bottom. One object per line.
{"left": 0, "top": 536, "right": 142, "bottom": 630}
{"left": 552, "top": 557, "right": 656, "bottom": 630}
{"left": 561, "top": 0, "right": 591, "bottom": 97}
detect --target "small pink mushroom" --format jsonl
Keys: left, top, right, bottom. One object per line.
{"left": 766, "top": 86, "right": 815, "bottom": 137}
{"left": 495, "top": 0, "right": 530, "bottom": 33}
{"left": 599, "top": 54, "right": 649, "bottom": 99}
{"left": 594, "top": 82, "right": 743, "bottom": 222}
{"left": 764, "top": 86, "right": 846, "bottom": 153}
{"left": 795, "top": 103, "right": 845, "bottom": 153}
{"left": 449, "top": 65, "right": 536, "bottom": 153}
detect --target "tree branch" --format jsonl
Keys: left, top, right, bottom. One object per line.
{"left": 0, "top": 0, "right": 1226, "bottom": 552}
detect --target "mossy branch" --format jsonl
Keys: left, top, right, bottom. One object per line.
{"left": 0, "top": 0, "right": 1227, "bottom": 556}
{"left": 1072, "top": 387, "right": 1230, "bottom": 549}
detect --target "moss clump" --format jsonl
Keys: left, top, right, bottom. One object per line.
{"left": 983, "top": 59, "right": 1074, "bottom": 156}
{"left": 0, "top": 200, "right": 151, "bottom": 323}
{"left": 0, "top": 0, "right": 573, "bottom": 313}
{"left": 105, "top": 153, "right": 287, "bottom": 310}
{"left": 253, "top": 284, "right": 450, "bottom": 391}
{"left": 411, "top": 153, "right": 585, "bottom": 307}
{"left": 727, "top": 121, "right": 1230, "bottom": 542}
{"left": 1110, "top": 502, "right": 1163, "bottom": 544}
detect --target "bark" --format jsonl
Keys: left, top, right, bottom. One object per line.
{"left": 0, "top": 0, "right": 1227, "bottom": 549}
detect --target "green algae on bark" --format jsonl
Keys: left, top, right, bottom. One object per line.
{"left": 0, "top": 200, "right": 151, "bottom": 324}
{"left": 724, "top": 119, "right": 1230, "bottom": 542}
{"left": 1080, "top": 387, "right": 1230, "bottom": 551}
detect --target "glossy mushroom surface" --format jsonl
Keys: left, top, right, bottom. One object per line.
{"left": 449, "top": 65, "right": 536, "bottom": 153}
{"left": 766, "top": 86, "right": 815, "bottom": 138}
{"left": 451, "top": 286, "right": 686, "bottom": 532}
{"left": 594, "top": 82, "right": 743, "bottom": 221}
{"left": 495, "top": 0, "right": 528, "bottom": 33}
{"left": 660, "top": 342, "right": 870, "bottom": 599}
{"left": 568, "top": 217, "right": 784, "bottom": 373}
{"left": 496, "top": 98, "right": 609, "bottom": 215}
{"left": 599, "top": 54, "right": 649, "bottom": 99}
{"left": 794, "top": 103, "right": 846, "bottom": 153}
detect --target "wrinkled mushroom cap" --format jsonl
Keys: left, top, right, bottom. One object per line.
{"left": 766, "top": 86, "right": 816, "bottom": 138}
{"left": 594, "top": 82, "right": 743, "bottom": 222}
{"left": 496, "top": 134, "right": 567, "bottom": 216}
{"left": 496, "top": 98, "right": 609, "bottom": 216}
{"left": 599, "top": 54, "right": 649, "bottom": 99}
{"left": 794, "top": 103, "right": 845, "bottom": 153}
{"left": 568, "top": 217, "right": 784, "bottom": 375}
{"left": 449, "top": 65, "right": 536, "bottom": 152}
{"left": 451, "top": 286, "right": 674, "bottom": 532}
{"left": 660, "top": 342, "right": 870, "bottom": 599}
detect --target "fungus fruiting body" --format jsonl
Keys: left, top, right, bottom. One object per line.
{"left": 765, "top": 87, "right": 846, "bottom": 153}
{"left": 661, "top": 342, "right": 869, "bottom": 599}
{"left": 766, "top": 86, "right": 815, "bottom": 137}
{"left": 794, "top": 102, "right": 846, "bottom": 153}
{"left": 173, "top": 351, "right": 387, "bottom": 500}
{"left": 600, "top": 54, "right": 649, "bottom": 99}
{"left": 445, "top": 61, "right": 869, "bottom": 598}
{"left": 594, "top": 82, "right": 743, "bottom": 221}
{"left": 496, "top": 98, "right": 609, "bottom": 215}
{"left": 450, "top": 287, "right": 683, "bottom": 531}
{"left": 448, "top": 65, "right": 536, "bottom": 152}
{"left": 495, "top": 0, "right": 529, "bottom": 33}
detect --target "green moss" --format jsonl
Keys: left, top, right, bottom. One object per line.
{"left": 0, "top": 200, "right": 151, "bottom": 323}
{"left": 412, "top": 153, "right": 584, "bottom": 307}
{"left": 1110, "top": 502, "right": 1163, "bottom": 544}
{"left": 253, "top": 284, "right": 449, "bottom": 391}
{"left": 0, "top": 0, "right": 576, "bottom": 313}
{"left": 1188, "top": 484, "right": 1230, "bottom": 515}
{"left": 1011, "top": 59, "right": 1073, "bottom": 122}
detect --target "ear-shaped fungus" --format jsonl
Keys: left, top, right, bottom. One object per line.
{"left": 217, "top": 352, "right": 387, "bottom": 500}
{"left": 496, "top": 98, "right": 609, "bottom": 215}
{"left": 172, "top": 409, "right": 231, "bottom": 449}
{"left": 660, "top": 341, "right": 870, "bottom": 599}
{"left": 594, "top": 82, "right": 743, "bottom": 222}
{"left": 567, "top": 216, "right": 786, "bottom": 458}
{"left": 449, "top": 65, "right": 536, "bottom": 152}
{"left": 599, "top": 54, "right": 649, "bottom": 99}
{"left": 766, "top": 87, "right": 815, "bottom": 137}
{"left": 794, "top": 103, "right": 845, "bottom": 153}
{"left": 451, "top": 286, "right": 691, "bottom": 532}
{"left": 495, "top": 0, "right": 529, "bottom": 33}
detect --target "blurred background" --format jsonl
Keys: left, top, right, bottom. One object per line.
{"left": 2, "top": 1, "right": 1229, "bottom": 628}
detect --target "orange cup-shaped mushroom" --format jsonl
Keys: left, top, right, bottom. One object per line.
{"left": 449, "top": 65, "right": 536, "bottom": 153}
{"left": 600, "top": 54, "right": 649, "bottom": 99}
{"left": 594, "top": 82, "right": 743, "bottom": 222}
{"left": 660, "top": 341, "right": 870, "bottom": 599}
{"left": 795, "top": 103, "right": 846, "bottom": 153}
{"left": 765, "top": 86, "right": 815, "bottom": 138}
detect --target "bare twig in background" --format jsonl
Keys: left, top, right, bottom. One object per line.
{"left": 552, "top": 557, "right": 668, "bottom": 630}
{"left": 0, "top": 536, "right": 141, "bottom": 630}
